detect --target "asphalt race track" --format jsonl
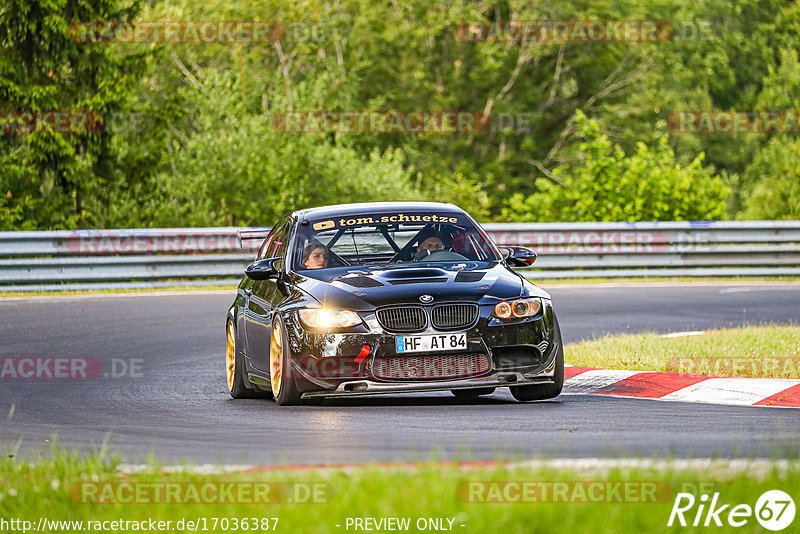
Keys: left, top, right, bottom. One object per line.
{"left": 1, "top": 282, "right": 799, "bottom": 464}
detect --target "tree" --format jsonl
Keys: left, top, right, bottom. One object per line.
{"left": 501, "top": 111, "right": 729, "bottom": 222}
{"left": 734, "top": 48, "right": 800, "bottom": 220}
{"left": 739, "top": 137, "right": 800, "bottom": 220}
{"left": 142, "top": 73, "right": 424, "bottom": 227}
{"left": 0, "top": 0, "right": 152, "bottom": 228}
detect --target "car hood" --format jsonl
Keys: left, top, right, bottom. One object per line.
{"left": 293, "top": 262, "right": 549, "bottom": 311}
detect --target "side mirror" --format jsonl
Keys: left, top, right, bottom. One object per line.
{"left": 245, "top": 257, "right": 280, "bottom": 280}
{"left": 500, "top": 246, "right": 537, "bottom": 267}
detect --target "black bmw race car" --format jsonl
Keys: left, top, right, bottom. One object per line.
{"left": 226, "top": 202, "right": 563, "bottom": 405}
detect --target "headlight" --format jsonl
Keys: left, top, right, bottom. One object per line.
{"left": 298, "top": 308, "right": 362, "bottom": 329}
{"left": 493, "top": 297, "right": 542, "bottom": 319}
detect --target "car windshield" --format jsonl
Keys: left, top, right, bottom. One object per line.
{"left": 293, "top": 212, "right": 500, "bottom": 270}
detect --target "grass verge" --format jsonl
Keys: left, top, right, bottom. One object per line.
{"left": 2, "top": 448, "right": 798, "bottom": 534}
{"left": 534, "top": 275, "right": 800, "bottom": 285}
{"left": 0, "top": 286, "right": 237, "bottom": 298}
{"left": 566, "top": 325, "right": 800, "bottom": 378}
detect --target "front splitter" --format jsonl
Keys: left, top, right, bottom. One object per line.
{"left": 300, "top": 371, "right": 555, "bottom": 398}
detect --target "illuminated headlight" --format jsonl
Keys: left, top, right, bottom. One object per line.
{"left": 298, "top": 308, "right": 362, "bottom": 329}
{"left": 493, "top": 297, "right": 542, "bottom": 319}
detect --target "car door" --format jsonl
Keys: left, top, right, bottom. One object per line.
{"left": 237, "top": 233, "right": 275, "bottom": 365}
{"left": 245, "top": 218, "right": 292, "bottom": 372}
{"left": 237, "top": 234, "right": 271, "bottom": 361}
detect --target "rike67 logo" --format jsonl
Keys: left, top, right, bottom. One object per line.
{"left": 668, "top": 490, "right": 795, "bottom": 530}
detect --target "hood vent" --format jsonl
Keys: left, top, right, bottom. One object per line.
{"left": 379, "top": 268, "right": 448, "bottom": 279}
{"left": 454, "top": 271, "right": 485, "bottom": 283}
{"left": 336, "top": 275, "right": 384, "bottom": 288}
{"left": 387, "top": 277, "right": 448, "bottom": 285}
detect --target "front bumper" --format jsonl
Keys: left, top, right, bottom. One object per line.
{"left": 282, "top": 299, "right": 559, "bottom": 398}
{"left": 300, "top": 357, "right": 558, "bottom": 398}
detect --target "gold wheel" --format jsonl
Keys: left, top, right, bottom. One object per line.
{"left": 225, "top": 322, "right": 236, "bottom": 391}
{"left": 269, "top": 323, "right": 283, "bottom": 396}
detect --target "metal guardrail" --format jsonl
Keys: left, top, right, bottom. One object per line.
{"left": 1, "top": 221, "right": 799, "bottom": 291}
{"left": 484, "top": 221, "right": 800, "bottom": 278}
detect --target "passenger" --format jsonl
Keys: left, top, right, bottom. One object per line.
{"left": 302, "top": 243, "right": 329, "bottom": 269}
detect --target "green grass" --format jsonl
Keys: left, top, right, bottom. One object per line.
{"left": 2, "top": 447, "right": 799, "bottom": 534}
{"left": 566, "top": 325, "right": 800, "bottom": 378}
{"left": 0, "top": 285, "right": 237, "bottom": 298}
{"left": 534, "top": 275, "right": 800, "bottom": 285}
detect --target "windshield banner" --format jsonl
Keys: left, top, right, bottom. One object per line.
{"left": 310, "top": 213, "right": 461, "bottom": 231}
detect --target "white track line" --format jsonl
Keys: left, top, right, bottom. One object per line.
{"left": 660, "top": 331, "right": 707, "bottom": 338}
{"left": 543, "top": 282, "right": 800, "bottom": 290}
{"left": 0, "top": 290, "right": 234, "bottom": 302}
{"left": 719, "top": 286, "right": 800, "bottom": 294}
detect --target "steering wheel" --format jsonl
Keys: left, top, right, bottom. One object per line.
{"left": 415, "top": 250, "right": 468, "bottom": 262}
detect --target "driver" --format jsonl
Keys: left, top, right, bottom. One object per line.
{"left": 414, "top": 230, "right": 447, "bottom": 260}
{"left": 418, "top": 235, "right": 444, "bottom": 252}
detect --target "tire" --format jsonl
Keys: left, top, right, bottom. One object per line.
{"left": 269, "top": 315, "right": 302, "bottom": 406}
{"left": 226, "top": 320, "right": 271, "bottom": 399}
{"left": 451, "top": 387, "right": 496, "bottom": 398}
{"left": 510, "top": 315, "right": 564, "bottom": 402}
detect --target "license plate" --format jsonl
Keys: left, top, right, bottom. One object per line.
{"left": 396, "top": 333, "right": 467, "bottom": 353}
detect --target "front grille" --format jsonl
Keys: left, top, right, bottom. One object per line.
{"left": 372, "top": 354, "right": 491, "bottom": 381}
{"left": 431, "top": 303, "right": 479, "bottom": 330}
{"left": 376, "top": 306, "right": 427, "bottom": 332}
